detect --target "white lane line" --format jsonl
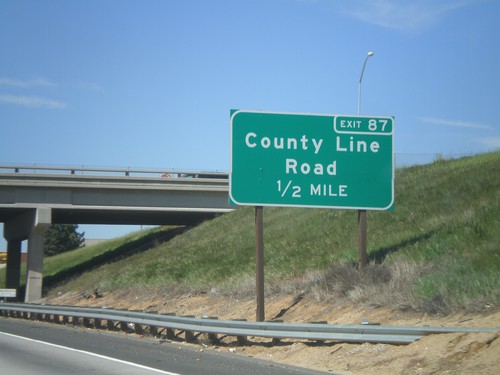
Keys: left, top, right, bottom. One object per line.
{"left": 0, "top": 331, "right": 180, "bottom": 375}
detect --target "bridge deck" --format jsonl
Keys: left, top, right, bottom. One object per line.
{"left": 0, "top": 169, "right": 232, "bottom": 225}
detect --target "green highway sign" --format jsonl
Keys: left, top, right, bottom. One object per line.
{"left": 230, "top": 110, "right": 394, "bottom": 210}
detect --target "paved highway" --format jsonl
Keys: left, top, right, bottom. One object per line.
{"left": 0, "top": 317, "right": 328, "bottom": 375}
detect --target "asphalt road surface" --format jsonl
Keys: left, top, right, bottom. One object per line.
{"left": 0, "top": 317, "right": 328, "bottom": 375}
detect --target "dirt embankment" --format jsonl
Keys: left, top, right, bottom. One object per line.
{"left": 46, "top": 291, "right": 500, "bottom": 374}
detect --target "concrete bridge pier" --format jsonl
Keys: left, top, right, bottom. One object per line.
{"left": 3, "top": 208, "right": 51, "bottom": 302}
{"left": 5, "top": 240, "right": 22, "bottom": 290}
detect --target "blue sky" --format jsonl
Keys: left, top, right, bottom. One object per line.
{"left": 1, "top": 0, "right": 499, "bottom": 244}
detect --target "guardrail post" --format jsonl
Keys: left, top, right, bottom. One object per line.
{"left": 119, "top": 321, "right": 129, "bottom": 332}
{"left": 202, "top": 316, "right": 220, "bottom": 345}
{"left": 268, "top": 320, "right": 283, "bottom": 344}
{"left": 131, "top": 310, "right": 144, "bottom": 334}
{"left": 148, "top": 311, "right": 158, "bottom": 336}
{"left": 180, "top": 315, "right": 196, "bottom": 342}
{"left": 232, "top": 319, "right": 248, "bottom": 345}
{"left": 184, "top": 330, "right": 196, "bottom": 343}
{"left": 107, "top": 319, "right": 116, "bottom": 331}
{"left": 308, "top": 321, "right": 328, "bottom": 343}
{"left": 207, "top": 332, "right": 219, "bottom": 345}
{"left": 134, "top": 324, "right": 143, "bottom": 334}
{"left": 237, "top": 335, "right": 247, "bottom": 345}
{"left": 150, "top": 325, "right": 158, "bottom": 336}
{"left": 158, "top": 312, "right": 176, "bottom": 339}
{"left": 164, "top": 328, "right": 175, "bottom": 339}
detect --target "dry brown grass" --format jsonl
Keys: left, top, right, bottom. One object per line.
{"left": 223, "top": 259, "right": 433, "bottom": 312}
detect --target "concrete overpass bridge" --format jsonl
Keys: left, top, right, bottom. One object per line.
{"left": 0, "top": 165, "right": 232, "bottom": 302}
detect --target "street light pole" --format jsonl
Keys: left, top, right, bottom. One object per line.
{"left": 357, "top": 51, "right": 374, "bottom": 271}
{"left": 358, "top": 51, "right": 374, "bottom": 116}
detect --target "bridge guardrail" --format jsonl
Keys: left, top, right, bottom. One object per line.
{"left": 0, "top": 164, "right": 229, "bottom": 179}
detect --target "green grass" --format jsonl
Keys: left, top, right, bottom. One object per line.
{"left": 3, "top": 151, "right": 499, "bottom": 313}
{"left": 0, "top": 226, "right": 178, "bottom": 290}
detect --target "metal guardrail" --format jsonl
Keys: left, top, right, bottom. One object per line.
{"left": 0, "top": 164, "right": 229, "bottom": 179}
{"left": 1, "top": 303, "right": 497, "bottom": 345}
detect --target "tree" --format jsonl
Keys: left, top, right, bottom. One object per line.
{"left": 43, "top": 224, "right": 85, "bottom": 256}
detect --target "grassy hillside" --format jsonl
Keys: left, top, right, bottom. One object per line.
{"left": 0, "top": 227, "right": 183, "bottom": 291}
{"left": 5, "top": 152, "right": 500, "bottom": 313}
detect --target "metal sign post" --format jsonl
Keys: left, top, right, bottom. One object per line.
{"left": 358, "top": 210, "right": 367, "bottom": 270}
{"left": 255, "top": 206, "right": 265, "bottom": 322}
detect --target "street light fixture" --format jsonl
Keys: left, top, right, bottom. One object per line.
{"left": 358, "top": 51, "right": 374, "bottom": 115}
{"left": 357, "top": 51, "right": 374, "bottom": 271}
